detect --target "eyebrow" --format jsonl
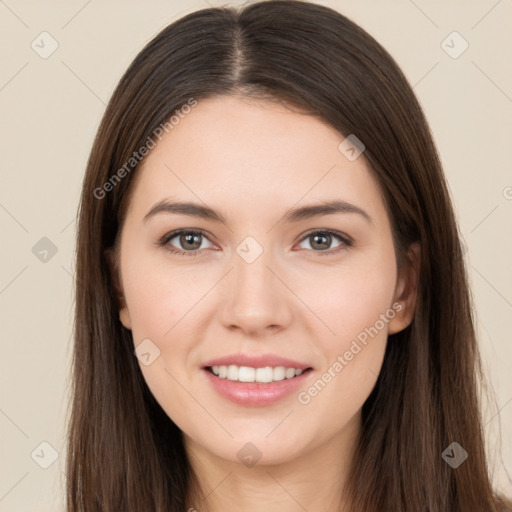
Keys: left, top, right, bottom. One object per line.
{"left": 143, "top": 199, "right": 373, "bottom": 226}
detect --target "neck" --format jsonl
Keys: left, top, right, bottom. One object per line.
{"left": 184, "top": 412, "right": 361, "bottom": 512}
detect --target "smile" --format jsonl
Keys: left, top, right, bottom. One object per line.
{"left": 208, "top": 364, "right": 307, "bottom": 383}
{"left": 203, "top": 365, "right": 313, "bottom": 407}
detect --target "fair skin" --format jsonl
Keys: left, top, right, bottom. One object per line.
{"left": 112, "top": 95, "right": 420, "bottom": 512}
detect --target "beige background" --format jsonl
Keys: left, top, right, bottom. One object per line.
{"left": 1, "top": 0, "right": 511, "bottom": 510}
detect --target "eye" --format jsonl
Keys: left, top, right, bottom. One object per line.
{"left": 296, "top": 229, "right": 352, "bottom": 255}
{"left": 159, "top": 229, "right": 214, "bottom": 257}
{"left": 158, "top": 228, "right": 352, "bottom": 257}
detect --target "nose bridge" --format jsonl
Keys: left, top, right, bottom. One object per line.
{"left": 233, "top": 240, "right": 276, "bottom": 307}
{"left": 220, "top": 236, "right": 291, "bottom": 333}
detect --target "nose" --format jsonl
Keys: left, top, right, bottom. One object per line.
{"left": 219, "top": 247, "right": 293, "bottom": 336}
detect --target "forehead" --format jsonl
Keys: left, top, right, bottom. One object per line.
{"left": 123, "top": 95, "right": 387, "bottom": 226}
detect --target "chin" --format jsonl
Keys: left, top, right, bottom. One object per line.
{"left": 196, "top": 428, "right": 311, "bottom": 467}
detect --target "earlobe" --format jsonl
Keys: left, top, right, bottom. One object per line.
{"left": 388, "top": 242, "right": 421, "bottom": 335}
{"left": 105, "top": 246, "right": 132, "bottom": 330}
{"left": 119, "top": 307, "right": 132, "bottom": 330}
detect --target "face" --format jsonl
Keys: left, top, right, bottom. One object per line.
{"left": 113, "top": 95, "right": 418, "bottom": 466}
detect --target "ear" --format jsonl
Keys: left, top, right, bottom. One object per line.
{"left": 105, "top": 246, "right": 132, "bottom": 330}
{"left": 388, "top": 242, "right": 421, "bottom": 335}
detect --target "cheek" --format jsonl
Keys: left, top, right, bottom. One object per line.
{"left": 120, "top": 251, "right": 207, "bottom": 429}
{"left": 295, "top": 252, "right": 396, "bottom": 408}
{"left": 120, "top": 249, "right": 209, "bottom": 399}
{"left": 121, "top": 249, "right": 199, "bottom": 340}
{"left": 300, "top": 252, "right": 397, "bottom": 344}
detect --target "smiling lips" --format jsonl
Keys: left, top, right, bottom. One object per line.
{"left": 210, "top": 364, "right": 304, "bottom": 383}
{"left": 202, "top": 353, "right": 313, "bottom": 406}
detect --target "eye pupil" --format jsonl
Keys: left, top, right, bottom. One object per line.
{"left": 181, "top": 232, "right": 201, "bottom": 250}
{"left": 311, "top": 233, "right": 330, "bottom": 250}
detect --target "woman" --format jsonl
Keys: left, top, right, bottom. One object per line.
{"left": 66, "top": 1, "right": 512, "bottom": 510}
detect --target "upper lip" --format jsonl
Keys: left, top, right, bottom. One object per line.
{"left": 202, "top": 353, "right": 312, "bottom": 370}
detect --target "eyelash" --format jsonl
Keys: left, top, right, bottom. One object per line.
{"left": 157, "top": 229, "right": 353, "bottom": 257}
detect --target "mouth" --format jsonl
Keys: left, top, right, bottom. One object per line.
{"left": 201, "top": 360, "right": 314, "bottom": 407}
{"left": 204, "top": 364, "right": 313, "bottom": 383}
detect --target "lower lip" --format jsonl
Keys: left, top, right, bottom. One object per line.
{"left": 203, "top": 368, "right": 312, "bottom": 407}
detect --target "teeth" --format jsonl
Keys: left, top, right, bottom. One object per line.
{"left": 227, "top": 364, "right": 238, "bottom": 380}
{"left": 210, "top": 365, "right": 306, "bottom": 383}
{"left": 273, "top": 366, "right": 286, "bottom": 381}
{"left": 256, "top": 367, "right": 273, "bottom": 383}
{"left": 238, "top": 366, "right": 255, "bottom": 382}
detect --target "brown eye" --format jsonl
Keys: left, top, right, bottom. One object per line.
{"left": 178, "top": 232, "right": 202, "bottom": 250}
{"left": 297, "top": 230, "right": 352, "bottom": 255}
{"left": 160, "top": 230, "right": 214, "bottom": 256}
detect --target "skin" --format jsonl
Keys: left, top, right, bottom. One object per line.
{"left": 113, "top": 95, "right": 420, "bottom": 512}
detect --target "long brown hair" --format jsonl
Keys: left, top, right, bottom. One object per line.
{"left": 66, "top": 1, "right": 512, "bottom": 510}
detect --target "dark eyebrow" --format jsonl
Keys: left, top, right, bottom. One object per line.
{"left": 143, "top": 199, "right": 373, "bottom": 226}
{"left": 144, "top": 200, "right": 226, "bottom": 223}
{"left": 281, "top": 200, "right": 373, "bottom": 225}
